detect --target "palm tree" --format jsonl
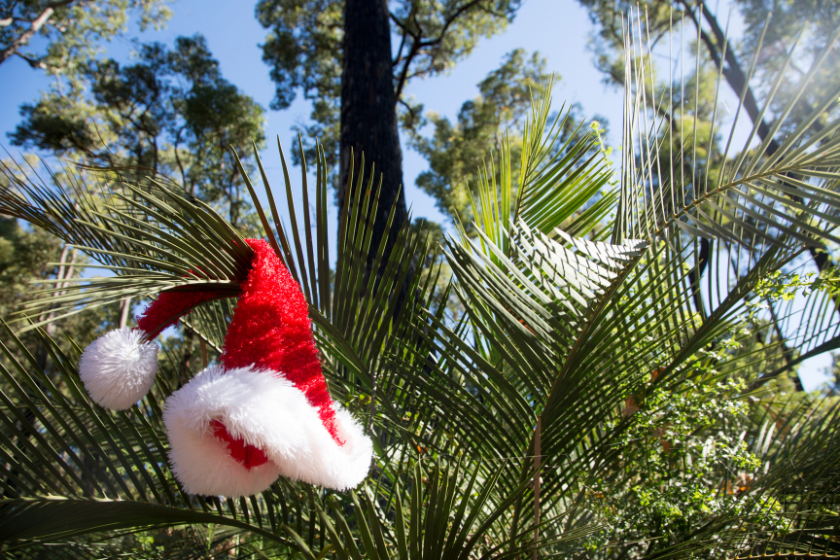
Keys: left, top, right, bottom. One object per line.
{"left": 1, "top": 14, "right": 839, "bottom": 559}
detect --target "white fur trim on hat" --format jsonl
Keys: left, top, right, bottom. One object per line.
{"left": 163, "top": 365, "right": 373, "bottom": 497}
{"left": 79, "top": 327, "right": 159, "bottom": 410}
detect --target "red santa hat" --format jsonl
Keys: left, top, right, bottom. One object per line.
{"left": 78, "top": 239, "right": 373, "bottom": 497}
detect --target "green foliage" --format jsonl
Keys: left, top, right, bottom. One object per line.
{"left": 408, "top": 49, "right": 602, "bottom": 226}
{"left": 407, "top": 50, "right": 613, "bottom": 234}
{"left": 0, "top": 218, "right": 57, "bottom": 310}
{"left": 0, "top": 0, "right": 172, "bottom": 73}
{"left": 754, "top": 268, "right": 840, "bottom": 302}
{"left": 577, "top": 0, "right": 840, "bottom": 157}
{"left": 10, "top": 34, "right": 266, "bottom": 229}
{"left": 586, "top": 377, "right": 784, "bottom": 557}
{"left": 0, "top": 163, "right": 113, "bottom": 374}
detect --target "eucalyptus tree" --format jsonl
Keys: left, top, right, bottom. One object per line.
{"left": 10, "top": 34, "right": 266, "bottom": 230}
{"left": 0, "top": 0, "right": 171, "bottom": 72}
{"left": 576, "top": 0, "right": 840, "bottom": 143}
{"left": 407, "top": 50, "right": 562, "bottom": 223}
{"left": 0, "top": 16, "right": 839, "bottom": 560}
{"left": 407, "top": 49, "right": 610, "bottom": 232}
{"left": 257, "top": 0, "right": 523, "bottom": 254}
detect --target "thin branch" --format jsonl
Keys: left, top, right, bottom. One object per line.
{"left": 748, "top": 334, "right": 840, "bottom": 391}
{"left": 398, "top": 98, "right": 422, "bottom": 131}
{"left": 393, "top": 37, "right": 421, "bottom": 103}
{"left": 394, "top": 1, "right": 493, "bottom": 100}
{"left": 14, "top": 50, "right": 46, "bottom": 69}
{"left": 416, "top": 0, "right": 487, "bottom": 50}
{"left": 173, "top": 124, "right": 189, "bottom": 194}
{"left": 393, "top": 29, "right": 407, "bottom": 67}
{"left": 389, "top": 11, "right": 413, "bottom": 35}
{"left": 119, "top": 297, "right": 132, "bottom": 329}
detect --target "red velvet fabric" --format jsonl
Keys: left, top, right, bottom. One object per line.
{"left": 136, "top": 290, "right": 224, "bottom": 339}
{"left": 140, "top": 239, "right": 343, "bottom": 472}
{"left": 220, "top": 239, "right": 341, "bottom": 444}
{"left": 210, "top": 419, "right": 268, "bottom": 469}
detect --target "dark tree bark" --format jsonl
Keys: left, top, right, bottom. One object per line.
{"left": 340, "top": 0, "right": 408, "bottom": 268}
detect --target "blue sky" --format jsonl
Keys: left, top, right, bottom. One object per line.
{"left": 0, "top": 0, "right": 831, "bottom": 390}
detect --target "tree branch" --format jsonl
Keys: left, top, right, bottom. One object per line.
{"left": 14, "top": 50, "right": 46, "bottom": 69}
{"left": 389, "top": 11, "right": 410, "bottom": 34}
{"left": 417, "top": 0, "right": 487, "bottom": 50}
{"left": 394, "top": 36, "right": 422, "bottom": 103}
{"left": 393, "top": 32, "right": 406, "bottom": 67}
{"left": 398, "top": 97, "right": 422, "bottom": 131}
{"left": 0, "top": 0, "right": 76, "bottom": 67}
{"left": 748, "top": 333, "right": 840, "bottom": 392}
{"left": 392, "top": 4, "right": 426, "bottom": 100}
{"left": 173, "top": 124, "right": 190, "bottom": 194}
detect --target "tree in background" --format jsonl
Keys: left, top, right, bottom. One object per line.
{"left": 257, "top": 0, "right": 523, "bottom": 254}
{"left": 578, "top": 0, "right": 839, "bottom": 151}
{"left": 409, "top": 49, "right": 547, "bottom": 223}
{"left": 0, "top": 198, "right": 108, "bottom": 372}
{"left": 407, "top": 48, "right": 606, "bottom": 228}
{"left": 0, "top": 0, "right": 171, "bottom": 72}
{"left": 737, "top": 0, "right": 840, "bottom": 139}
{"left": 577, "top": 0, "right": 840, "bottom": 261}
{"left": 10, "top": 34, "right": 266, "bottom": 229}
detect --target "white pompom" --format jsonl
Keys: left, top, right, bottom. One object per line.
{"left": 79, "top": 327, "right": 159, "bottom": 410}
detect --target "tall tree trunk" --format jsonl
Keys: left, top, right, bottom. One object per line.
{"left": 340, "top": 0, "right": 408, "bottom": 269}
